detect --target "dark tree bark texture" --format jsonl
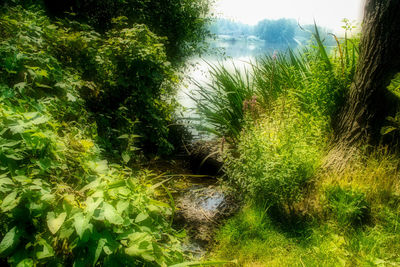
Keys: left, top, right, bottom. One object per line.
{"left": 334, "top": 0, "right": 400, "bottom": 146}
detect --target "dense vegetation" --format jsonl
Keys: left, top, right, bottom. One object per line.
{"left": 1, "top": 0, "right": 399, "bottom": 266}
{"left": 195, "top": 25, "right": 400, "bottom": 265}
{"left": 0, "top": 1, "right": 210, "bottom": 266}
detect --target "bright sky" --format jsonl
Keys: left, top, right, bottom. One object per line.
{"left": 213, "top": 0, "right": 364, "bottom": 33}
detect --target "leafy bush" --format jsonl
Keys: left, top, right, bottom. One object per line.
{"left": 42, "top": 0, "right": 212, "bottom": 64}
{"left": 225, "top": 98, "right": 323, "bottom": 207}
{"left": 324, "top": 186, "right": 370, "bottom": 227}
{"left": 1, "top": 5, "right": 189, "bottom": 155}
{"left": 89, "top": 19, "right": 177, "bottom": 155}
{"left": 0, "top": 6, "right": 186, "bottom": 266}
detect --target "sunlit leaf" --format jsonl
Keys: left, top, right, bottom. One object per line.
{"left": 47, "top": 212, "right": 67, "bottom": 234}
{"left": 103, "top": 203, "right": 124, "bottom": 225}
{"left": 135, "top": 212, "right": 149, "bottom": 223}
{"left": 1, "top": 191, "right": 20, "bottom": 212}
{"left": 0, "top": 226, "right": 20, "bottom": 256}
{"left": 36, "top": 239, "right": 54, "bottom": 259}
{"left": 16, "top": 258, "right": 34, "bottom": 267}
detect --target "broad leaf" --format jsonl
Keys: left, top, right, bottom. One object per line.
{"left": 1, "top": 191, "right": 20, "bottom": 212}
{"left": 135, "top": 212, "right": 149, "bottom": 223}
{"left": 0, "top": 226, "right": 20, "bottom": 256}
{"left": 47, "top": 212, "right": 67, "bottom": 234}
{"left": 36, "top": 239, "right": 54, "bottom": 259}
{"left": 74, "top": 213, "right": 92, "bottom": 238}
{"left": 103, "top": 203, "right": 124, "bottom": 225}
{"left": 16, "top": 258, "right": 34, "bottom": 267}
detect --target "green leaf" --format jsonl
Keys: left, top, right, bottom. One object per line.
{"left": 135, "top": 212, "right": 149, "bottom": 223}
{"left": 66, "top": 93, "right": 77, "bottom": 102}
{"left": 125, "top": 233, "right": 155, "bottom": 261}
{"left": 35, "top": 82, "right": 52, "bottom": 89}
{"left": 381, "top": 126, "right": 398, "bottom": 135}
{"left": 16, "top": 258, "right": 34, "bottom": 267}
{"left": 5, "top": 153, "right": 24, "bottom": 161}
{"left": 0, "top": 227, "right": 20, "bottom": 256}
{"left": 1, "top": 191, "right": 21, "bottom": 212}
{"left": 103, "top": 203, "right": 124, "bottom": 225}
{"left": 30, "top": 116, "right": 49, "bottom": 125}
{"left": 93, "top": 238, "right": 106, "bottom": 265}
{"left": 74, "top": 213, "right": 92, "bottom": 238}
{"left": 47, "top": 212, "right": 67, "bottom": 234}
{"left": 121, "top": 152, "right": 130, "bottom": 164}
{"left": 0, "top": 140, "right": 21, "bottom": 148}
{"left": 36, "top": 239, "right": 54, "bottom": 259}
{"left": 117, "top": 134, "right": 129, "bottom": 139}
{"left": 85, "top": 197, "right": 103, "bottom": 215}
{"left": 116, "top": 200, "right": 129, "bottom": 214}
{"left": 13, "top": 82, "right": 27, "bottom": 93}
{"left": 0, "top": 178, "right": 14, "bottom": 192}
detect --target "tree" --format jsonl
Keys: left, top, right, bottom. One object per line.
{"left": 255, "top": 18, "right": 296, "bottom": 44}
{"left": 43, "top": 0, "right": 211, "bottom": 65}
{"left": 334, "top": 0, "right": 400, "bottom": 147}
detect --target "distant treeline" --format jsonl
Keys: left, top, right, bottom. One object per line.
{"left": 209, "top": 18, "right": 335, "bottom": 45}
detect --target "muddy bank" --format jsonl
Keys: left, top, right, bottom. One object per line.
{"left": 174, "top": 184, "right": 238, "bottom": 256}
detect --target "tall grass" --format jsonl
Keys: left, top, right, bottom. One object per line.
{"left": 194, "top": 24, "right": 358, "bottom": 144}
{"left": 193, "top": 62, "right": 253, "bottom": 143}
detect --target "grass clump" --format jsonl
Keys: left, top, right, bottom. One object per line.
{"left": 194, "top": 63, "right": 253, "bottom": 143}
{"left": 324, "top": 186, "right": 370, "bottom": 228}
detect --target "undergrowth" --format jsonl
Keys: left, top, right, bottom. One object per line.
{"left": 198, "top": 22, "right": 400, "bottom": 266}
{"left": 0, "top": 4, "right": 208, "bottom": 266}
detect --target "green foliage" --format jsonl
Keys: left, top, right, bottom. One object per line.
{"left": 324, "top": 186, "right": 370, "bottom": 228}
{"left": 225, "top": 99, "right": 323, "bottom": 207}
{"left": 194, "top": 63, "right": 253, "bottom": 143}
{"left": 42, "top": 0, "right": 212, "bottom": 64}
{"left": 0, "top": 86, "right": 183, "bottom": 267}
{"left": 195, "top": 25, "right": 358, "bottom": 145}
{"left": 213, "top": 204, "right": 400, "bottom": 266}
{"left": 93, "top": 22, "right": 176, "bottom": 154}
{"left": 382, "top": 73, "right": 400, "bottom": 137}
{"left": 208, "top": 20, "right": 400, "bottom": 267}
{"left": 0, "top": 5, "right": 190, "bottom": 266}
{"left": 1, "top": 4, "right": 189, "bottom": 155}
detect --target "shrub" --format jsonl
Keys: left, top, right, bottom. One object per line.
{"left": 92, "top": 21, "right": 177, "bottom": 155}
{"left": 324, "top": 186, "right": 370, "bottom": 227}
{"left": 225, "top": 98, "right": 323, "bottom": 207}
{"left": 0, "top": 6, "right": 185, "bottom": 266}
{"left": 42, "top": 0, "right": 212, "bottom": 64}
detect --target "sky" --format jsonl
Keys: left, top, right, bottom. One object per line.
{"left": 213, "top": 0, "right": 364, "bottom": 33}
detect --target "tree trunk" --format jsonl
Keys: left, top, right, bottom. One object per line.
{"left": 334, "top": 0, "right": 400, "bottom": 146}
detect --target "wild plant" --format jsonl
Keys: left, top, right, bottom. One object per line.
{"left": 193, "top": 62, "right": 253, "bottom": 144}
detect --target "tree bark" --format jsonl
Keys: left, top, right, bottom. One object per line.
{"left": 334, "top": 0, "right": 400, "bottom": 146}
